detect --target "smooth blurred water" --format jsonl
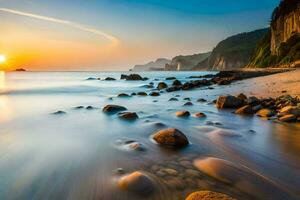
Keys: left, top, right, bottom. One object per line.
{"left": 0, "top": 71, "right": 299, "bottom": 200}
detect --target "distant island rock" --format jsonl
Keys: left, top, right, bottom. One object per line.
{"left": 15, "top": 68, "right": 26, "bottom": 71}
{"left": 132, "top": 58, "right": 171, "bottom": 71}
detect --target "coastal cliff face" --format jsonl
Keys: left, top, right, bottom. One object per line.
{"left": 193, "top": 29, "right": 268, "bottom": 71}
{"left": 132, "top": 58, "right": 171, "bottom": 71}
{"left": 248, "top": 0, "right": 300, "bottom": 68}
{"left": 165, "top": 52, "right": 211, "bottom": 71}
{"left": 271, "top": 0, "right": 300, "bottom": 55}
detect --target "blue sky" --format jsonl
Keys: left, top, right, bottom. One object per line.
{"left": 0, "top": 0, "right": 280, "bottom": 70}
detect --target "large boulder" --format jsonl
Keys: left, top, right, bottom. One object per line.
{"left": 216, "top": 96, "right": 244, "bottom": 109}
{"left": 117, "top": 171, "right": 154, "bottom": 195}
{"left": 157, "top": 82, "right": 168, "bottom": 90}
{"left": 102, "top": 105, "right": 127, "bottom": 114}
{"left": 153, "top": 128, "right": 189, "bottom": 147}
{"left": 185, "top": 191, "right": 236, "bottom": 200}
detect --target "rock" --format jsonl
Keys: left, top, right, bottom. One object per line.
{"left": 235, "top": 105, "right": 254, "bottom": 115}
{"left": 279, "top": 106, "right": 300, "bottom": 117}
{"left": 86, "top": 77, "right": 96, "bottom": 80}
{"left": 165, "top": 178, "right": 184, "bottom": 190}
{"left": 172, "top": 80, "right": 182, "bottom": 86}
{"left": 185, "top": 169, "right": 201, "bottom": 177}
{"left": 256, "top": 108, "right": 275, "bottom": 117}
{"left": 118, "top": 93, "right": 130, "bottom": 97}
{"left": 175, "top": 111, "right": 190, "bottom": 118}
{"left": 118, "top": 112, "right": 139, "bottom": 120}
{"left": 86, "top": 106, "right": 96, "bottom": 110}
{"left": 279, "top": 114, "right": 297, "bottom": 122}
{"left": 246, "top": 96, "right": 260, "bottom": 105}
{"left": 166, "top": 77, "right": 176, "bottom": 80}
{"left": 193, "top": 112, "right": 206, "bottom": 118}
{"left": 113, "top": 168, "right": 125, "bottom": 175}
{"left": 183, "top": 102, "right": 193, "bottom": 106}
{"left": 169, "top": 97, "right": 179, "bottom": 101}
{"left": 183, "top": 97, "right": 191, "bottom": 101}
{"left": 216, "top": 96, "right": 244, "bottom": 109}
{"left": 117, "top": 171, "right": 154, "bottom": 195}
{"left": 185, "top": 191, "right": 236, "bottom": 200}
{"left": 149, "top": 92, "right": 160, "bottom": 96}
{"left": 74, "top": 106, "right": 84, "bottom": 109}
{"left": 105, "top": 77, "right": 116, "bottom": 81}
{"left": 163, "top": 168, "right": 178, "bottom": 175}
{"left": 157, "top": 82, "right": 168, "bottom": 90}
{"left": 197, "top": 98, "right": 207, "bottom": 102}
{"left": 252, "top": 104, "right": 263, "bottom": 112}
{"left": 153, "top": 128, "right": 189, "bottom": 147}
{"left": 103, "top": 105, "right": 127, "bottom": 114}
{"left": 137, "top": 92, "right": 147, "bottom": 96}
{"left": 52, "top": 111, "right": 66, "bottom": 115}
{"left": 237, "top": 93, "right": 247, "bottom": 100}
{"left": 131, "top": 92, "right": 137, "bottom": 96}
{"left": 121, "top": 74, "right": 147, "bottom": 81}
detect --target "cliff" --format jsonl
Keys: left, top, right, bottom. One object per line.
{"left": 248, "top": 0, "right": 300, "bottom": 68}
{"left": 132, "top": 58, "right": 171, "bottom": 71}
{"left": 165, "top": 52, "right": 211, "bottom": 71}
{"left": 193, "top": 28, "right": 268, "bottom": 70}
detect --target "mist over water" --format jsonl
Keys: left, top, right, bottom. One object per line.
{"left": 0, "top": 72, "right": 299, "bottom": 200}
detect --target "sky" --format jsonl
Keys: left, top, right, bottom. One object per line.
{"left": 0, "top": 0, "right": 279, "bottom": 71}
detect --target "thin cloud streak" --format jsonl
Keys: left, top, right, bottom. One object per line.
{"left": 0, "top": 8, "right": 120, "bottom": 46}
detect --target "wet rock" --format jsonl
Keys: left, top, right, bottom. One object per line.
{"left": 235, "top": 105, "right": 254, "bottom": 115}
{"left": 52, "top": 110, "right": 66, "bottom": 115}
{"left": 118, "top": 93, "right": 130, "bottom": 97}
{"left": 193, "top": 112, "right": 207, "bottom": 118}
{"left": 185, "top": 190, "right": 236, "bottom": 200}
{"left": 163, "top": 168, "right": 178, "bottom": 175}
{"left": 169, "top": 97, "right": 179, "bottom": 101}
{"left": 237, "top": 93, "right": 247, "bottom": 100}
{"left": 279, "top": 114, "right": 297, "bottom": 122}
{"left": 166, "top": 77, "right": 176, "bottom": 80}
{"left": 153, "top": 128, "right": 189, "bottom": 147}
{"left": 197, "top": 98, "right": 207, "bottom": 102}
{"left": 183, "top": 102, "right": 193, "bottom": 106}
{"left": 131, "top": 92, "right": 137, "bottom": 96}
{"left": 118, "top": 171, "right": 154, "bottom": 195}
{"left": 137, "top": 92, "right": 147, "bottom": 96}
{"left": 185, "top": 169, "right": 201, "bottom": 177}
{"left": 175, "top": 110, "right": 190, "bottom": 118}
{"left": 216, "top": 95, "right": 244, "bottom": 109}
{"left": 113, "top": 168, "right": 125, "bottom": 175}
{"left": 121, "top": 74, "right": 147, "bottom": 81}
{"left": 74, "top": 106, "right": 84, "bottom": 109}
{"left": 165, "top": 177, "right": 184, "bottom": 190}
{"left": 115, "top": 139, "right": 146, "bottom": 151}
{"left": 279, "top": 106, "right": 300, "bottom": 117}
{"left": 157, "top": 82, "right": 168, "bottom": 90}
{"left": 105, "top": 77, "right": 116, "bottom": 81}
{"left": 246, "top": 96, "right": 260, "bottom": 105}
{"left": 256, "top": 108, "right": 275, "bottom": 117}
{"left": 86, "top": 106, "right": 96, "bottom": 110}
{"left": 172, "top": 79, "right": 182, "bottom": 86}
{"left": 149, "top": 92, "right": 160, "bottom": 96}
{"left": 252, "top": 104, "right": 263, "bottom": 112}
{"left": 86, "top": 77, "right": 96, "bottom": 80}
{"left": 118, "top": 112, "right": 139, "bottom": 120}
{"left": 102, "top": 105, "right": 127, "bottom": 114}
{"left": 184, "top": 97, "right": 191, "bottom": 101}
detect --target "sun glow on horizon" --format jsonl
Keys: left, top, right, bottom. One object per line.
{"left": 0, "top": 55, "right": 6, "bottom": 63}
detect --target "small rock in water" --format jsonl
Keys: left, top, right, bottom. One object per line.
{"left": 149, "top": 92, "right": 160, "bottom": 96}
{"left": 157, "top": 82, "right": 168, "bottom": 90}
{"left": 193, "top": 112, "right": 206, "bottom": 118}
{"left": 113, "top": 168, "right": 125, "bottom": 175}
{"left": 137, "top": 92, "right": 147, "bottom": 96}
{"left": 172, "top": 79, "right": 182, "bottom": 86}
{"left": 105, "top": 77, "right": 116, "bottom": 81}
{"left": 131, "top": 92, "right": 137, "bottom": 96}
{"left": 197, "top": 98, "right": 207, "bottom": 102}
{"left": 183, "top": 97, "right": 191, "bottom": 101}
{"left": 185, "top": 190, "right": 236, "bottom": 200}
{"left": 175, "top": 110, "right": 190, "bottom": 118}
{"left": 183, "top": 102, "right": 193, "bottom": 106}
{"left": 118, "top": 112, "right": 139, "bottom": 120}
{"left": 169, "top": 97, "right": 179, "bottom": 101}
{"left": 117, "top": 171, "right": 155, "bottom": 195}
{"left": 153, "top": 128, "right": 189, "bottom": 148}
{"left": 166, "top": 77, "right": 176, "bottom": 80}
{"left": 256, "top": 108, "right": 275, "bottom": 118}
{"left": 52, "top": 110, "right": 66, "bottom": 115}
{"left": 102, "top": 105, "right": 127, "bottom": 114}
{"left": 118, "top": 93, "right": 130, "bottom": 97}
{"left": 86, "top": 106, "right": 95, "bottom": 110}
{"left": 74, "top": 106, "right": 84, "bottom": 109}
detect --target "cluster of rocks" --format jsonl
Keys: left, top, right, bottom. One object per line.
{"left": 216, "top": 94, "right": 300, "bottom": 123}
{"left": 121, "top": 74, "right": 148, "bottom": 81}
{"left": 102, "top": 104, "right": 139, "bottom": 121}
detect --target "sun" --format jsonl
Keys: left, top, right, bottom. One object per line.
{"left": 0, "top": 55, "right": 6, "bottom": 63}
